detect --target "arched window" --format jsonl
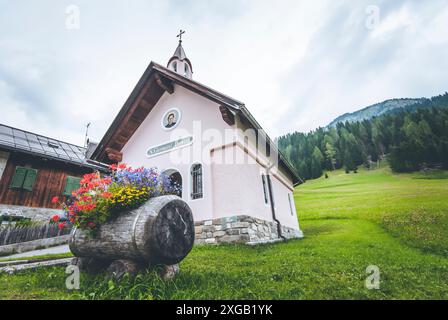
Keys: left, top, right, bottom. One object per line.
{"left": 190, "top": 163, "right": 203, "bottom": 200}
{"left": 184, "top": 63, "right": 190, "bottom": 77}
{"left": 162, "top": 168, "right": 182, "bottom": 198}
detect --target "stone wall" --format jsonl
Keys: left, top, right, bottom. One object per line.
{"left": 194, "top": 215, "right": 303, "bottom": 245}
{"left": 0, "top": 204, "right": 63, "bottom": 222}
{"left": 0, "top": 151, "right": 9, "bottom": 180}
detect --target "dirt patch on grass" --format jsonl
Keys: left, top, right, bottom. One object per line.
{"left": 302, "top": 221, "right": 345, "bottom": 236}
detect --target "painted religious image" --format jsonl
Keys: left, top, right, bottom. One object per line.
{"left": 162, "top": 108, "right": 181, "bottom": 129}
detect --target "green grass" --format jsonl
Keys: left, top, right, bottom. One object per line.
{"left": 1, "top": 165, "right": 447, "bottom": 299}
{"left": 299, "top": 166, "right": 448, "bottom": 256}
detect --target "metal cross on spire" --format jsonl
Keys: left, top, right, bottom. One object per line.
{"left": 177, "top": 29, "right": 185, "bottom": 43}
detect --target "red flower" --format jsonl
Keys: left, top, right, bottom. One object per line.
{"left": 118, "top": 163, "right": 127, "bottom": 169}
{"left": 101, "top": 192, "right": 113, "bottom": 198}
{"left": 51, "top": 196, "right": 59, "bottom": 204}
{"left": 109, "top": 164, "right": 118, "bottom": 171}
{"left": 51, "top": 215, "right": 60, "bottom": 223}
{"left": 101, "top": 177, "right": 112, "bottom": 185}
{"left": 58, "top": 222, "right": 66, "bottom": 230}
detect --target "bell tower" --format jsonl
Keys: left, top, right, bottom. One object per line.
{"left": 167, "top": 29, "right": 193, "bottom": 79}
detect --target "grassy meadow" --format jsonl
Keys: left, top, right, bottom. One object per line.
{"left": 1, "top": 165, "right": 447, "bottom": 299}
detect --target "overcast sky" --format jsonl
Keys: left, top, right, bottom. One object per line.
{"left": 0, "top": 0, "right": 447, "bottom": 146}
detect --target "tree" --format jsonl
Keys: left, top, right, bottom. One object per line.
{"left": 312, "top": 146, "right": 324, "bottom": 165}
{"left": 311, "top": 158, "right": 322, "bottom": 179}
{"left": 344, "top": 149, "right": 356, "bottom": 172}
{"left": 371, "top": 121, "right": 385, "bottom": 157}
{"left": 298, "top": 160, "right": 310, "bottom": 181}
{"left": 325, "top": 142, "right": 337, "bottom": 170}
{"left": 277, "top": 93, "right": 448, "bottom": 177}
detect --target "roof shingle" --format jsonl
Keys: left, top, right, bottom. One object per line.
{"left": 0, "top": 123, "right": 106, "bottom": 170}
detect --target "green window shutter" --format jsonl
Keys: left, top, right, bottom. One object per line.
{"left": 9, "top": 166, "right": 28, "bottom": 189}
{"left": 22, "top": 168, "right": 38, "bottom": 191}
{"left": 63, "top": 176, "right": 81, "bottom": 196}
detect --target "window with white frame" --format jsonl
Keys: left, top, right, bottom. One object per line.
{"left": 191, "top": 163, "right": 203, "bottom": 200}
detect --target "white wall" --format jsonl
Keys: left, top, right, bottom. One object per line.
{"left": 120, "top": 83, "right": 301, "bottom": 233}
{"left": 211, "top": 147, "right": 272, "bottom": 222}
{"left": 121, "top": 85, "right": 231, "bottom": 221}
{"left": 211, "top": 144, "right": 300, "bottom": 230}
{"left": 269, "top": 172, "right": 301, "bottom": 230}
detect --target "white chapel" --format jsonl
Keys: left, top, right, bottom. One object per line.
{"left": 91, "top": 32, "right": 304, "bottom": 244}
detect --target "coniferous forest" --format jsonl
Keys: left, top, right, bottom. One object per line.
{"left": 277, "top": 93, "right": 448, "bottom": 180}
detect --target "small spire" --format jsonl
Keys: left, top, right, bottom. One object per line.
{"left": 167, "top": 29, "right": 193, "bottom": 79}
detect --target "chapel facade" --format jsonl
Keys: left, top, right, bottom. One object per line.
{"left": 91, "top": 36, "right": 304, "bottom": 244}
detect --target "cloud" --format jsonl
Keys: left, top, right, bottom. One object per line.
{"left": 272, "top": 0, "right": 448, "bottom": 134}
{"left": 0, "top": 0, "right": 447, "bottom": 146}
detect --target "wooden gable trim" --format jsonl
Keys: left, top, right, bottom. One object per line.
{"left": 105, "top": 148, "right": 123, "bottom": 163}
{"left": 219, "top": 106, "right": 235, "bottom": 126}
{"left": 98, "top": 74, "right": 170, "bottom": 163}
{"left": 155, "top": 73, "right": 174, "bottom": 94}
{"left": 151, "top": 64, "right": 243, "bottom": 111}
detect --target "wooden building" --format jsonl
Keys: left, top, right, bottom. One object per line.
{"left": 0, "top": 123, "right": 106, "bottom": 221}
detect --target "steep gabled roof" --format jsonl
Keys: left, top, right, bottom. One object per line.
{"left": 0, "top": 123, "right": 107, "bottom": 171}
{"left": 152, "top": 62, "right": 243, "bottom": 109}
{"left": 90, "top": 62, "right": 302, "bottom": 184}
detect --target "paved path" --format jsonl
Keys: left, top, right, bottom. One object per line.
{"left": 2, "top": 244, "right": 71, "bottom": 260}
{"left": 0, "top": 258, "right": 73, "bottom": 274}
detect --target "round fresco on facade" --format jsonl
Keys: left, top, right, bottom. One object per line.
{"left": 161, "top": 108, "right": 181, "bottom": 130}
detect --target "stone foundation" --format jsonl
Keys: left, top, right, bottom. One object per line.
{"left": 194, "top": 215, "right": 303, "bottom": 245}
{"left": 0, "top": 204, "right": 63, "bottom": 222}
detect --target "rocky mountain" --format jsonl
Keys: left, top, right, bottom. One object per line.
{"left": 327, "top": 98, "right": 428, "bottom": 127}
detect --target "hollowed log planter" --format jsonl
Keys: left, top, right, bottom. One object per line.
{"left": 69, "top": 195, "right": 195, "bottom": 279}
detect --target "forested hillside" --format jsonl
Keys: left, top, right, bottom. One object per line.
{"left": 278, "top": 93, "right": 448, "bottom": 180}
{"left": 327, "top": 98, "right": 425, "bottom": 127}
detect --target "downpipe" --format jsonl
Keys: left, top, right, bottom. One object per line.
{"left": 266, "top": 164, "right": 286, "bottom": 241}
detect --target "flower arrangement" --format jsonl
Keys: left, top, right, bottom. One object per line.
{"left": 50, "top": 164, "right": 177, "bottom": 233}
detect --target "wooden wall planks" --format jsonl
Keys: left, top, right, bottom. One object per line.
{"left": 0, "top": 152, "right": 94, "bottom": 209}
